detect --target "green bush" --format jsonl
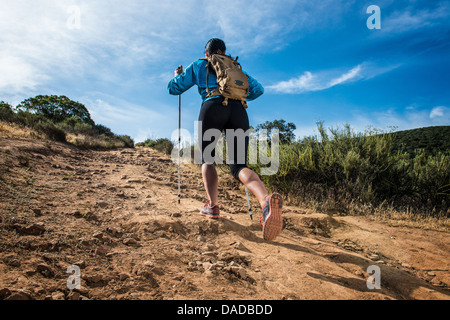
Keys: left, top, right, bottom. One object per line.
{"left": 0, "top": 101, "right": 15, "bottom": 122}
{"left": 117, "top": 135, "right": 134, "bottom": 148}
{"left": 33, "top": 120, "right": 67, "bottom": 142}
{"left": 137, "top": 138, "right": 174, "bottom": 155}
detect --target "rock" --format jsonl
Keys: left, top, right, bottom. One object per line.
{"left": 6, "top": 259, "right": 21, "bottom": 268}
{"left": 229, "top": 266, "right": 247, "bottom": 279}
{"left": 118, "top": 273, "right": 130, "bottom": 281}
{"left": 17, "top": 222, "right": 46, "bottom": 235}
{"left": 33, "top": 287, "right": 46, "bottom": 295}
{"left": 143, "top": 260, "right": 155, "bottom": 267}
{"left": 95, "top": 246, "right": 109, "bottom": 256}
{"left": 25, "top": 270, "right": 36, "bottom": 276}
{"left": 73, "top": 260, "right": 86, "bottom": 269}
{"left": 121, "top": 175, "right": 128, "bottom": 180}
{"left": 51, "top": 291, "right": 65, "bottom": 300}
{"left": 203, "top": 270, "right": 214, "bottom": 278}
{"left": 127, "top": 179, "right": 142, "bottom": 183}
{"left": 33, "top": 208, "right": 42, "bottom": 217}
{"left": 36, "top": 264, "right": 54, "bottom": 278}
{"left": 368, "top": 254, "right": 380, "bottom": 261}
{"left": 83, "top": 274, "right": 103, "bottom": 283}
{"left": 237, "top": 268, "right": 247, "bottom": 279}
{"left": 0, "top": 288, "right": 12, "bottom": 299}
{"left": 4, "top": 290, "right": 32, "bottom": 300}
{"left": 427, "top": 271, "right": 436, "bottom": 277}
{"left": 204, "top": 244, "right": 216, "bottom": 251}
{"left": 232, "top": 241, "right": 248, "bottom": 251}
{"left": 67, "top": 291, "right": 80, "bottom": 300}
{"left": 201, "top": 251, "right": 216, "bottom": 257}
{"left": 187, "top": 262, "right": 197, "bottom": 271}
{"left": 74, "top": 286, "right": 89, "bottom": 295}
{"left": 93, "top": 231, "right": 104, "bottom": 239}
{"left": 123, "top": 238, "right": 139, "bottom": 246}
{"left": 106, "top": 227, "right": 123, "bottom": 237}
{"left": 431, "top": 277, "right": 443, "bottom": 286}
{"left": 71, "top": 210, "right": 82, "bottom": 218}
{"left": 202, "top": 262, "right": 213, "bottom": 271}
{"left": 96, "top": 201, "right": 109, "bottom": 208}
{"left": 229, "top": 261, "right": 239, "bottom": 267}
{"left": 43, "top": 253, "right": 58, "bottom": 262}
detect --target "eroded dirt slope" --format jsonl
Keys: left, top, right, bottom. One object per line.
{"left": 0, "top": 138, "right": 449, "bottom": 300}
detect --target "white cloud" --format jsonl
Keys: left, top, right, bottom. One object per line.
{"left": 381, "top": 3, "right": 450, "bottom": 34}
{"left": 0, "top": 1, "right": 210, "bottom": 95}
{"left": 0, "top": 55, "right": 48, "bottom": 94}
{"left": 267, "top": 61, "right": 400, "bottom": 94}
{"left": 267, "top": 64, "right": 364, "bottom": 94}
{"left": 266, "top": 71, "right": 317, "bottom": 94}
{"left": 327, "top": 65, "right": 362, "bottom": 88}
{"left": 429, "top": 106, "right": 448, "bottom": 120}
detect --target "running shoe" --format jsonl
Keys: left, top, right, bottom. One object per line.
{"left": 260, "top": 193, "right": 283, "bottom": 241}
{"left": 200, "top": 202, "right": 220, "bottom": 219}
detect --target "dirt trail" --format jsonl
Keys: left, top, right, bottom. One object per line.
{"left": 0, "top": 138, "right": 449, "bottom": 300}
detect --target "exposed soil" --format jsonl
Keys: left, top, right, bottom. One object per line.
{"left": 0, "top": 137, "right": 449, "bottom": 300}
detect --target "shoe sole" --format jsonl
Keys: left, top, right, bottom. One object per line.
{"left": 262, "top": 193, "right": 283, "bottom": 241}
{"left": 200, "top": 212, "right": 221, "bottom": 219}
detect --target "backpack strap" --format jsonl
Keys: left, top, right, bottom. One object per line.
{"left": 206, "top": 62, "right": 211, "bottom": 96}
{"left": 203, "top": 58, "right": 221, "bottom": 99}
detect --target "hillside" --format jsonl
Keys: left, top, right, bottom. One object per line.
{"left": 392, "top": 126, "right": 450, "bottom": 155}
{"left": 0, "top": 136, "right": 449, "bottom": 301}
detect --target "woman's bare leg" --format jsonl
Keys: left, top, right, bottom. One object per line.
{"left": 202, "top": 163, "right": 219, "bottom": 206}
{"left": 238, "top": 168, "right": 269, "bottom": 208}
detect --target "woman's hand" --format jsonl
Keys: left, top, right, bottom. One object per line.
{"left": 174, "top": 65, "right": 183, "bottom": 77}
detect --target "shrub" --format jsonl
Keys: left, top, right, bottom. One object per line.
{"left": 0, "top": 101, "right": 15, "bottom": 122}
{"left": 249, "top": 122, "right": 449, "bottom": 217}
{"left": 137, "top": 138, "right": 173, "bottom": 155}
{"left": 33, "top": 120, "right": 67, "bottom": 142}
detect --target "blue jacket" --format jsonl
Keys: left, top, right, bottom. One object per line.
{"left": 167, "top": 59, "right": 264, "bottom": 103}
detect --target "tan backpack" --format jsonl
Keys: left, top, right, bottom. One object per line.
{"left": 202, "top": 54, "right": 250, "bottom": 108}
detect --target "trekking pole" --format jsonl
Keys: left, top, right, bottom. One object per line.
{"left": 178, "top": 94, "right": 181, "bottom": 205}
{"left": 245, "top": 186, "right": 253, "bottom": 220}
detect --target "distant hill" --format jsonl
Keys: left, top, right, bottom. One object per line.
{"left": 391, "top": 126, "right": 450, "bottom": 155}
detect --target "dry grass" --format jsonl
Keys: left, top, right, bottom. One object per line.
{"left": 370, "top": 207, "right": 450, "bottom": 232}
{"left": 0, "top": 121, "right": 129, "bottom": 149}
{"left": 65, "top": 133, "right": 129, "bottom": 149}
{"left": 0, "top": 122, "right": 42, "bottom": 140}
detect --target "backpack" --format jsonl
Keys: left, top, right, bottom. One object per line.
{"left": 201, "top": 54, "right": 250, "bottom": 108}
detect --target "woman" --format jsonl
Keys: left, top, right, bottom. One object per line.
{"left": 168, "top": 38, "right": 283, "bottom": 241}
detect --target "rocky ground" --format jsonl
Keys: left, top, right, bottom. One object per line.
{"left": 0, "top": 138, "right": 449, "bottom": 300}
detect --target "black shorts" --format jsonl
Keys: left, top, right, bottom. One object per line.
{"left": 198, "top": 97, "right": 249, "bottom": 180}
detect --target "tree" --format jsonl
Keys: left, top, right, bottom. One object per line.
{"left": 16, "top": 95, "right": 94, "bottom": 125}
{"left": 256, "top": 119, "right": 296, "bottom": 144}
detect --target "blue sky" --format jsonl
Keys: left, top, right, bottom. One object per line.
{"left": 1, "top": 0, "right": 449, "bottom": 142}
